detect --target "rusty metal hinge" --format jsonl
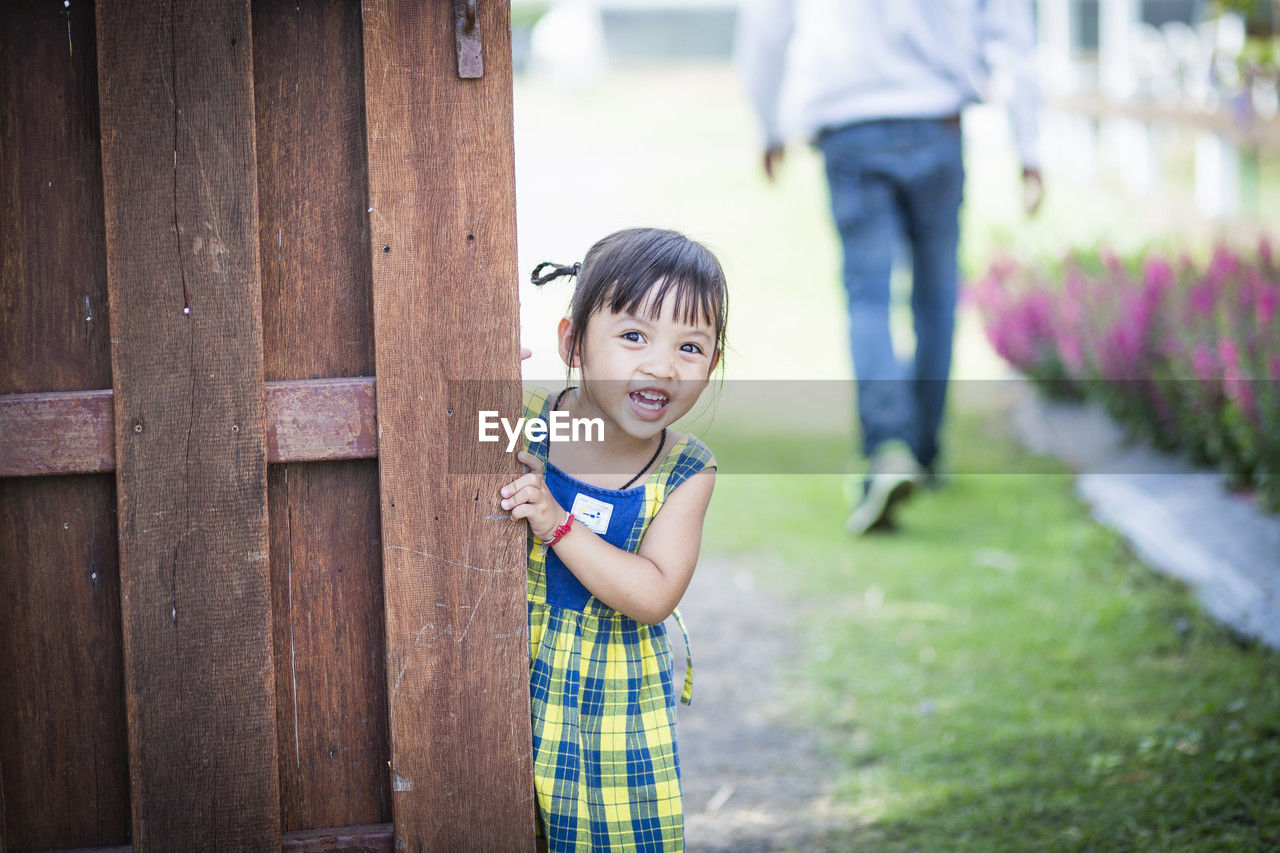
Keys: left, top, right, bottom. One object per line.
{"left": 454, "top": 0, "right": 482, "bottom": 79}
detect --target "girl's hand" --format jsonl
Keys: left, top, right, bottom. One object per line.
{"left": 500, "top": 451, "right": 564, "bottom": 541}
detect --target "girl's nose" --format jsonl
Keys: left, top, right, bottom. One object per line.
{"left": 641, "top": 354, "right": 678, "bottom": 380}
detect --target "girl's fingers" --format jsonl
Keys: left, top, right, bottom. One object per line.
{"left": 500, "top": 472, "right": 539, "bottom": 499}
{"left": 516, "top": 451, "right": 545, "bottom": 476}
{"left": 503, "top": 483, "right": 545, "bottom": 511}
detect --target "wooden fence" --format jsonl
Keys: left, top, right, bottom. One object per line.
{"left": 0, "top": 1, "right": 533, "bottom": 850}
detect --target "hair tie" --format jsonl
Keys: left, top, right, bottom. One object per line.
{"left": 531, "top": 261, "right": 580, "bottom": 286}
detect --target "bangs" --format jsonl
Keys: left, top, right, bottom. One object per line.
{"left": 607, "top": 273, "right": 722, "bottom": 334}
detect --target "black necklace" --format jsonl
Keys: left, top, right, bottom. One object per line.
{"left": 553, "top": 387, "right": 666, "bottom": 490}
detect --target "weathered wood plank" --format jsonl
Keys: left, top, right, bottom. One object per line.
{"left": 0, "top": 478, "right": 129, "bottom": 850}
{"left": 360, "top": 1, "right": 533, "bottom": 848}
{"left": 280, "top": 821, "right": 393, "bottom": 852}
{"left": 0, "top": 389, "right": 116, "bottom": 476}
{"left": 26, "top": 822, "right": 393, "bottom": 853}
{"left": 267, "top": 459, "right": 388, "bottom": 831}
{"left": 265, "top": 377, "right": 378, "bottom": 465}
{"left": 0, "top": 1, "right": 113, "bottom": 396}
{"left": 253, "top": 0, "right": 387, "bottom": 834}
{"left": 0, "top": 378, "right": 378, "bottom": 477}
{"left": 96, "top": 0, "right": 280, "bottom": 848}
{"left": 0, "top": 2, "right": 130, "bottom": 848}
{"left": 253, "top": 0, "right": 374, "bottom": 386}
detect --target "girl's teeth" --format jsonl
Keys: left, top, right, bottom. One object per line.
{"left": 632, "top": 391, "right": 667, "bottom": 408}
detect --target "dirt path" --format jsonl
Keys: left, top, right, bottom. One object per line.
{"left": 675, "top": 556, "right": 859, "bottom": 851}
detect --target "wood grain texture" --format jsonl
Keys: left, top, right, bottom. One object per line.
{"left": 0, "top": 2, "right": 130, "bottom": 848}
{"left": 361, "top": 1, "right": 534, "bottom": 848}
{"left": 0, "top": 378, "right": 377, "bottom": 476}
{"left": 253, "top": 0, "right": 374, "bottom": 385}
{"left": 268, "top": 460, "right": 389, "bottom": 831}
{"left": 264, "top": 378, "right": 378, "bottom": 465}
{"left": 96, "top": 0, "right": 280, "bottom": 848}
{"left": 252, "top": 0, "right": 389, "bottom": 832}
{"left": 0, "top": 389, "right": 116, "bottom": 476}
{"left": 280, "top": 822, "right": 393, "bottom": 852}
{"left": 0, "top": 0, "right": 112, "bottom": 395}
{"left": 0, "top": 477, "right": 129, "bottom": 851}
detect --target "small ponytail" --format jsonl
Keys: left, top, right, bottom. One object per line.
{"left": 531, "top": 261, "right": 580, "bottom": 286}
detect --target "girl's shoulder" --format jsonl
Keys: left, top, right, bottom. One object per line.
{"left": 521, "top": 385, "right": 552, "bottom": 422}
{"left": 520, "top": 386, "right": 555, "bottom": 461}
{"left": 651, "top": 430, "right": 717, "bottom": 494}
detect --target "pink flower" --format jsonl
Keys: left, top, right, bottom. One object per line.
{"left": 1258, "top": 284, "right": 1278, "bottom": 326}
{"left": 1142, "top": 257, "right": 1175, "bottom": 300}
{"left": 1219, "top": 338, "right": 1240, "bottom": 374}
{"left": 1191, "top": 344, "right": 1217, "bottom": 381}
{"left": 1188, "top": 282, "right": 1217, "bottom": 319}
{"left": 1208, "top": 245, "right": 1240, "bottom": 284}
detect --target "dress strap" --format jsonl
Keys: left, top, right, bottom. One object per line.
{"left": 521, "top": 386, "right": 553, "bottom": 461}
{"left": 672, "top": 607, "right": 694, "bottom": 706}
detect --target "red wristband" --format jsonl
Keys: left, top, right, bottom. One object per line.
{"left": 544, "top": 512, "right": 573, "bottom": 548}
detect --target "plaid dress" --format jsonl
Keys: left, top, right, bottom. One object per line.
{"left": 523, "top": 388, "right": 714, "bottom": 852}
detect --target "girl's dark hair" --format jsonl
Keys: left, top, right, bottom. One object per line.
{"left": 531, "top": 228, "right": 728, "bottom": 371}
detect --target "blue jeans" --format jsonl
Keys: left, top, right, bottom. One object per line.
{"left": 818, "top": 118, "right": 965, "bottom": 470}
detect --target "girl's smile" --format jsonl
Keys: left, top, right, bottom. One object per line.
{"left": 628, "top": 387, "right": 671, "bottom": 421}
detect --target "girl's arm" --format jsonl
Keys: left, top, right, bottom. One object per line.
{"left": 501, "top": 450, "right": 715, "bottom": 624}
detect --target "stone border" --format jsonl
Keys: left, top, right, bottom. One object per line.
{"left": 1011, "top": 388, "right": 1280, "bottom": 649}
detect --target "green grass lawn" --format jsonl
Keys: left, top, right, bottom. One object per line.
{"left": 701, "top": 403, "right": 1280, "bottom": 851}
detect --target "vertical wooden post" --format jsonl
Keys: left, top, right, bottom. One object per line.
{"left": 1038, "top": 0, "right": 1073, "bottom": 93}
{"left": 1098, "top": 0, "right": 1155, "bottom": 194}
{"left": 96, "top": 1, "right": 280, "bottom": 848}
{"left": 1195, "top": 130, "right": 1241, "bottom": 219}
{"left": 360, "top": 1, "right": 534, "bottom": 849}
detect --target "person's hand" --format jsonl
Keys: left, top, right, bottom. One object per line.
{"left": 1022, "top": 167, "right": 1044, "bottom": 217}
{"left": 500, "top": 451, "right": 565, "bottom": 541}
{"left": 763, "top": 145, "right": 785, "bottom": 182}
{"left": 521, "top": 347, "right": 532, "bottom": 361}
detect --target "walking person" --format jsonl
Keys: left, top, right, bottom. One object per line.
{"left": 737, "top": 0, "right": 1044, "bottom": 533}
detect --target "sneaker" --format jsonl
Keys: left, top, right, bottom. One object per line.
{"left": 844, "top": 441, "right": 924, "bottom": 535}
{"left": 922, "top": 461, "right": 951, "bottom": 492}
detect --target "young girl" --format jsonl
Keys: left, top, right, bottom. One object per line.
{"left": 500, "top": 227, "right": 727, "bottom": 852}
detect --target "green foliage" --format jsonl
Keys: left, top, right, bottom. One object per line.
{"left": 510, "top": 1, "right": 550, "bottom": 30}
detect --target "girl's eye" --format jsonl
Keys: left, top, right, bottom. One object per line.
{"left": 681, "top": 343, "right": 704, "bottom": 355}
{"left": 621, "top": 331, "right": 643, "bottom": 343}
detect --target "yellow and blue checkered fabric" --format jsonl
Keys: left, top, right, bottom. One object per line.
{"left": 523, "top": 387, "right": 715, "bottom": 851}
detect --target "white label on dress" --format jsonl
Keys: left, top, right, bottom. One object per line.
{"left": 571, "top": 493, "right": 613, "bottom": 535}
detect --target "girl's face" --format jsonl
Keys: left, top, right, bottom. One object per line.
{"left": 558, "top": 291, "right": 718, "bottom": 442}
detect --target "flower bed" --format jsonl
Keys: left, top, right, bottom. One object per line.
{"left": 970, "top": 240, "right": 1280, "bottom": 511}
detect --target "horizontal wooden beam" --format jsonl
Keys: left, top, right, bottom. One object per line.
{"left": 0, "top": 377, "right": 377, "bottom": 477}
{"left": 0, "top": 388, "right": 115, "bottom": 477}
{"left": 280, "top": 823, "right": 393, "bottom": 852}
{"left": 1053, "top": 93, "right": 1280, "bottom": 152}
{"left": 33, "top": 823, "right": 394, "bottom": 853}
{"left": 265, "top": 377, "right": 378, "bottom": 465}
